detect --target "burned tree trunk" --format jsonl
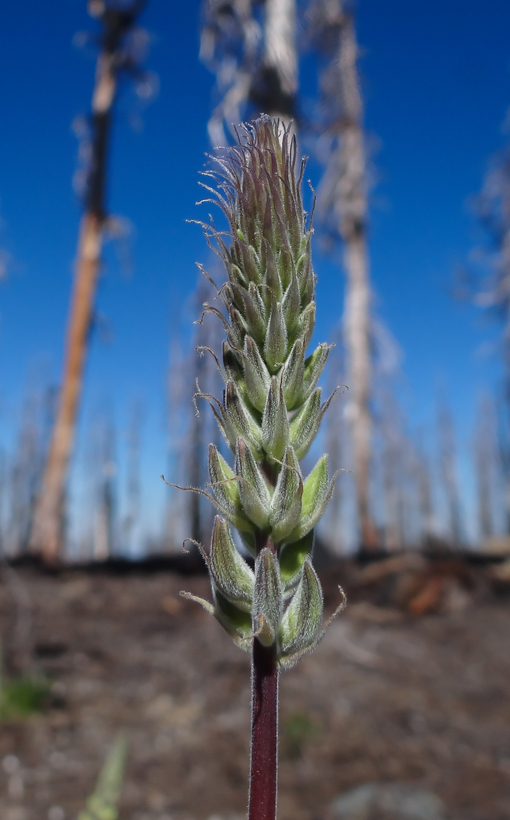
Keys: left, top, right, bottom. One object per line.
{"left": 381, "top": 415, "right": 403, "bottom": 552}
{"left": 438, "top": 399, "right": 462, "bottom": 547}
{"left": 336, "top": 12, "right": 373, "bottom": 549}
{"left": 474, "top": 393, "right": 495, "bottom": 542}
{"left": 344, "top": 225, "right": 372, "bottom": 548}
{"left": 413, "top": 439, "right": 434, "bottom": 545}
{"left": 30, "top": 1, "right": 146, "bottom": 563}
{"left": 93, "top": 416, "right": 117, "bottom": 562}
{"left": 200, "top": 0, "right": 259, "bottom": 147}
{"left": 252, "top": 0, "right": 297, "bottom": 122}
{"left": 6, "top": 384, "right": 55, "bottom": 558}
{"left": 30, "top": 213, "right": 102, "bottom": 562}
{"left": 200, "top": 0, "right": 297, "bottom": 142}
{"left": 468, "top": 119, "right": 510, "bottom": 535}
{"left": 311, "top": 0, "right": 374, "bottom": 549}
{"left": 122, "top": 402, "right": 142, "bottom": 556}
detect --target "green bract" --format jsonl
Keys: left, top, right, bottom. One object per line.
{"left": 182, "top": 116, "right": 344, "bottom": 667}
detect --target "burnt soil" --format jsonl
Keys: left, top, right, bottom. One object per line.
{"left": 0, "top": 561, "right": 509, "bottom": 820}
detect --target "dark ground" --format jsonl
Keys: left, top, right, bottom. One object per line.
{"left": 0, "top": 558, "right": 509, "bottom": 820}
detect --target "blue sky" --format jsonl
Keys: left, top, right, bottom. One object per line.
{"left": 1, "top": 0, "right": 509, "bottom": 547}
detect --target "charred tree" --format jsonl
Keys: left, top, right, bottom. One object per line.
{"left": 122, "top": 402, "right": 142, "bottom": 555}
{"left": 30, "top": 0, "right": 148, "bottom": 563}
{"left": 310, "top": 0, "right": 375, "bottom": 549}
{"left": 200, "top": 0, "right": 297, "bottom": 143}
{"left": 468, "top": 144, "right": 510, "bottom": 534}
{"left": 474, "top": 393, "right": 496, "bottom": 542}
{"left": 6, "top": 384, "right": 55, "bottom": 558}
{"left": 93, "top": 416, "right": 117, "bottom": 561}
{"left": 438, "top": 399, "right": 462, "bottom": 547}
{"left": 251, "top": 0, "right": 297, "bottom": 122}
{"left": 381, "top": 412, "right": 404, "bottom": 552}
{"left": 200, "top": 0, "right": 261, "bottom": 146}
{"left": 413, "top": 437, "right": 434, "bottom": 546}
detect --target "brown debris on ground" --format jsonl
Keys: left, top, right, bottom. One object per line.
{"left": 0, "top": 561, "right": 509, "bottom": 820}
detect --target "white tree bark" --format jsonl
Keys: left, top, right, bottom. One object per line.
{"left": 343, "top": 230, "right": 372, "bottom": 545}
{"left": 311, "top": 0, "right": 375, "bottom": 547}
{"left": 262, "top": 0, "right": 297, "bottom": 121}
{"left": 438, "top": 400, "right": 462, "bottom": 546}
{"left": 336, "top": 10, "right": 374, "bottom": 548}
{"left": 474, "top": 394, "right": 495, "bottom": 541}
{"left": 201, "top": 0, "right": 297, "bottom": 140}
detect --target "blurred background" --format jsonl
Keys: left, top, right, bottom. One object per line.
{"left": 1, "top": 1, "right": 510, "bottom": 819}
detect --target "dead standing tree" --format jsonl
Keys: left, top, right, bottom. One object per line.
{"left": 438, "top": 398, "right": 462, "bottom": 547}
{"left": 380, "top": 395, "right": 405, "bottom": 552}
{"left": 30, "top": 0, "right": 147, "bottom": 563}
{"left": 412, "top": 436, "right": 434, "bottom": 546}
{"left": 200, "top": 0, "right": 297, "bottom": 143}
{"left": 6, "top": 384, "right": 55, "bottom": 558}
{"left": 468, "top": 142, "right": 510, "bottom": 533}
{"left": 200, "top": 0, "right": 261, "bottom": 147}
{"left": 93, "top": 414, "right": 117, "bottom": 561}
{"left": 250, "top": 0, "right": 297, "bottom": 122}
{"left": 309, "top": 0, "right": 375, "bottom": 549}
{"left": 474, "top": 393, "right": 496, "bottom": 542}
{"left": 122, "top": 401, "right": 143, "bottom": 555}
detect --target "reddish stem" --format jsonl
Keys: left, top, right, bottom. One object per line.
{"left": 248, "top": 637, "right": 279, "bottom": 820}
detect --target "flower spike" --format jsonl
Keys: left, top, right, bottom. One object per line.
{"left": 179, "top": 116, "right": 345, "bottom": 670}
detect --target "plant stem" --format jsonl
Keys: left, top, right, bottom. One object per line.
{"left": 248, "top": 636, "right": 279, "bottom": 820}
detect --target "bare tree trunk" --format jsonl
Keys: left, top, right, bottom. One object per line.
{"left": 344, "top": 231, "right": 373, "bottom": 547}
{"left": 474, "top": 393, "right": 495, "bottom": 542}
{"left": 413, "top": 441, "right": 434, "bottom": 545}
{"left": 93, "top": 416, "right": 117, "bottom": 561}
{"left": 0, "top": 449, "right": 6, "bottom": 555}
{"left": 30, "top": 214, "right": 103, "bottom": 561}
{"left": 30, "top": 3, "right": 144, "bottom": 563}
{"left": 438, "top": 400, "right": 462, "bottom": 547}
{"left": 382, "top": 428, "right": 402, "bottom": 553}
{"left": 7, "top": 383, "right": 56, "bottom": 558}
{"left": 200, "top": 0, "right": 259, "bottom": 147}
{"left": 310, "top": 0, "right": 374, "bottom": 548}
{"left": 502, "top": 349, "right": 510, "bottom": 534}
{"left": 336, "top": 11, "right": 374, "bottom": 549}
{"left": 201, "top": 0, "right": 297, "bottom": 143}
{"left": 254, "top": 0, "right": 297, "bottom": 122}
{"left": 122, "top": 402, "right": 142, "bottom": 555}
{"left": 8, "top": 395, "right": 40, "bottom": 558}
{"left": 380, "top": 392, "right": 415, "bottom": 551}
